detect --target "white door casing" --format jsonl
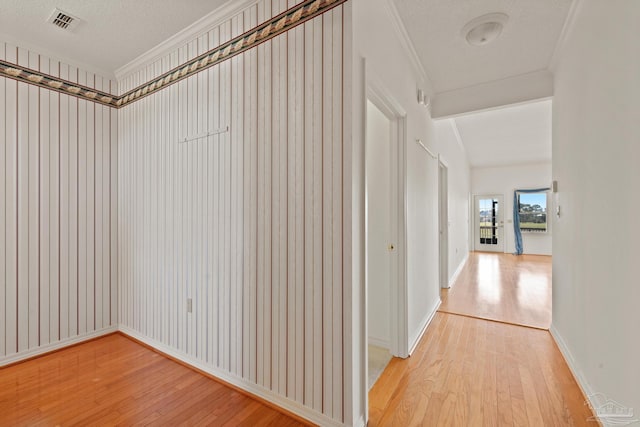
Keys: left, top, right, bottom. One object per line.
{"left": 365, "top": 81, "right": 408, "bottom": 360}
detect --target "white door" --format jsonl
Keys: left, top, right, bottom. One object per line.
{"left": 366, "top": 100, "right": 393, "bottom": 349}
{"left": 439, "top": 162, "right": 449, "bottom": 288}
{"left": 474, "top": 195, "right": 505, "bottom": 252}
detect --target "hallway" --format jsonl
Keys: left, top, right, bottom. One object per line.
{"left": 368, "top": 253, "right": 594, "bottom": 426}
{"left": 440, "top": 253, "right": 552, "bottom": 329}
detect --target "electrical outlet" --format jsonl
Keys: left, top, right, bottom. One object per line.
{"left": 187, "top": 298, "right": 193, "bottom": 313}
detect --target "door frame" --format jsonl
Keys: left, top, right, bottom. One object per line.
{"left": 473, "top": 194, "right": 505, "bottom": 253}
{"left": 365, "top": 82, "right": 408, "bottom": 359}
{"left": 438, "top": 159, "right": 449, "bottom": 288}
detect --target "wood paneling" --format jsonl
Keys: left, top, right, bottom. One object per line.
{"left": 0, "top": 42, "right": 117, "bottom": 362}
{"left": 117, "top": 2, "right": 346, "bottom": 423}
{"left": 0, "top": 333, "right": 307, "bottom": 426}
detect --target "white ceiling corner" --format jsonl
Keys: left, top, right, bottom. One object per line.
{"left": 548, "top": 0, "right": 584, "bottom": 72}
{"left": 0, "top": 0, "right": 236, "bottom": 77}
{"left": 449, "top": 118, "right": 466, "bottom": 155}
{"left": 450, "top": 99, "right": 552, "bottom": 168}
{"left": 393, "top": 0, "right": 566, "bottom": 167}
{"left": 383, "top": 0, "right": 433, "bottom": 94}
{"left": 114, "top": 0, "right": 257, "bottom": 80}
{"left": 392, "top": 0, "right": 572, "bottom": 94}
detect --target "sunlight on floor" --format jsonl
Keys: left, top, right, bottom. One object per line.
{"left": 368, "top": 345, "right": 392, "bottom": 390}
{"left": 439, "top": 252, "right": 552, "bottom": 329}
{"left": 476, "top": 253, "right": 502, "bottom": 304}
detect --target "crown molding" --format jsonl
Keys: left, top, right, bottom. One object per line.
{"left": 548, "top": 0, "right": 584, "bottom": 72}
{"left": 0, "top": 32, "right": 115, "bottom": 81}
{"left": 114, "top": 0, "right": 257, "bottom": 81}
{"left": 382, "top": 0, "right": 434, "bottom": 95}
{"left": 2, "top": 0, "right": 346, "bottom": 109}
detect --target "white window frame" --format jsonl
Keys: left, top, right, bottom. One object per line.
{"left": 517, "top": 191, "right": 550, "bottom": 234}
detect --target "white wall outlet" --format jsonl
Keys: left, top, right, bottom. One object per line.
{"left": 187, "top": 298, "right": 193, "bottom": 313}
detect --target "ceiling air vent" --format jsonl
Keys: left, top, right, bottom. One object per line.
{"left": 47, "top": 8, "right": 81, "bottom": 31}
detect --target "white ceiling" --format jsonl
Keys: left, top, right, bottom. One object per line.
{"left": 0, "top": 0, "right": 231, "bottom": 76}
{"left": 1, "top": 1, "right": 557, "bottom": 169}
{"left": 393, "top": 0, "right": 572, "bottom": 94}
{"left": 0, "top": 0, "right": 572, "bottom": 90}
{"left": 393, "top": 1, "right": 563, "bottom": 166}
{"left": 446, "top": 99, "right": 552, "bottom": 168}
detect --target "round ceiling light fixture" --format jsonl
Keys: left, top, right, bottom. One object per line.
{"left": 461, "top": 13, "right": 509, "bottom": 46}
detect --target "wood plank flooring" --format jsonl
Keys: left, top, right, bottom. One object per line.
{"left": 368, "top": 312, "right": 595, "bottom": 426}
{"left": 439, "top": 252, "right": 552, "bottom": 329}
{"left": 0, "top": 333, "right": 306, "bottom": 426}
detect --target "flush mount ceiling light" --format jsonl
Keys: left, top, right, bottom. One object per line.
{"left": 461, "top": 13, "right": 509, "bottom": 46}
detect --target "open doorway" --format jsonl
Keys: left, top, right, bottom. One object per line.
{"left": 365, "top": 99, "right": 394, "bottom": 390}
{"left": 438, "top": 99, "right": 553, "bottom": 330}
{"left": 364, "top": 82, "right": 410, "bottom": 400}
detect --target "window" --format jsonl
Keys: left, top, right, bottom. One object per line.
{"left": 518, "top": 192, "right": 548, "bottom": 233}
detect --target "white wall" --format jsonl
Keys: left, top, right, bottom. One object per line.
{"left": 117, "top": 2, "right": 351, "bottom": 425}
{"left": 551, "top": 0, "right": 640, "bottom": 418}
{"left": 353, "top": 0, "right": 444, "bottom": 355}
{"left": 352, "top": 0, "right": 443, "bottom": 422}
{"left": 0, "top": 42, "right": 118, "bottom": 365}
{"left": 471, "top": 162, "right": 552, "bottom": 255}
{"left": 434, "top": 120, "right": 471, "bottom": 284}
{"left": 366, "top": 100, "right": 390, "bottom": 348}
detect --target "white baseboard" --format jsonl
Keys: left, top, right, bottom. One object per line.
{"left": 368, "top": 336, "right": 390, "bottom": 349}
{"left": 448, "top": 252, "right": 469, "bottom": 288}
{"left": 354, "top": 414, "right": 366, "bottom": 427}
{"left": 549, "top": 325, "right": 599, "bottom": 421}
{"left": 118, "top": 325, "right": 344, "bottom": 427}
{"left": 0, "top": 326, "right": 118, "bottom": 367}
{"left": 408, "top": 298, "right": 441, "bottom": 356}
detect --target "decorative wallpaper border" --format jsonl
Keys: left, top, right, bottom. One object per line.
{"left": 0, "top": 0, "right": 346, "bottom": 109}
{"left": 0, "top": 58, "right": 117, "bottom": 107}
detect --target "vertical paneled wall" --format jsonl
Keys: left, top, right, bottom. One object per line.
{"left": 117, "top": 0, "right": 346, "bottom": 423}
{"left": 0, "top": 43, "right": 118, "bottom": 362}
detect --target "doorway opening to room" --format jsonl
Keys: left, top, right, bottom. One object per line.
{"left": 365, "top": 98, "right": 394, "bottom": 391}
{"left": 364, "top": 90, "right": 408, "bottom": 393}
{"left": 438, "top": 100, "right": 553, "bottom": 330}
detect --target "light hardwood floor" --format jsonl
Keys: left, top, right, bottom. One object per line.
{"left": 0, "top": 333, "right": 306, "bottom": 426}
{"left": 439, "top": 252, "right": 552, "bottom": 329}
{"left": 368, "top": 312, "right": 596, "bottom": 426}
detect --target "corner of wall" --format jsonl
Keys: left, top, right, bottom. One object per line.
{"left": 114, "top": 0, "right": 256, "bottom": 82}
{"left": 549, "top": 325, "right": 597, "bottom": 412}
{"left": 0, "top": 327, "right": 118, "bottom": 368}
{"left": 408, "top": 298, "right": 441, "bottom": 356}
{"left": 118, "top": 326, "right": 345, "bottom": 427}
{"left": 448, "top": 251, "right": 469, "bottom": 288}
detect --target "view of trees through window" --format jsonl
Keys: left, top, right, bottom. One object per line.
{"left": 518, "top": 192, "right": 547, "bottom": 232}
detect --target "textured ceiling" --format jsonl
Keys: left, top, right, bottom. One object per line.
{"left": 393, "top": 0, "right": 572, "bottom": 93}
{"left": 0, "top": 0, "right": 231, "bottom": 76}
{"left": 450, "top": 99, "right": 552, "bottom": 168}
